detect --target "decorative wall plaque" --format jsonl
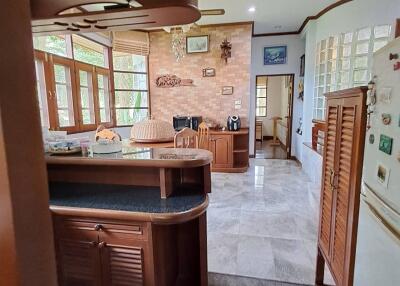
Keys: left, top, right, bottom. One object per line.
{"left": 369, "top": 134, "right": 375, "bottom": 144}
{"left": 221, "top": 86, "right": 234, "bottom": 95}
{"left": 155, "top": 75, "right": 194, "bottom": 88}
{"left": 202, "top": 68, "right": 215, "bottom": 77}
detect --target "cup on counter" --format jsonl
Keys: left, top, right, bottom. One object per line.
{"left": 80, "top": 140, "right": 91, "bottom": 156}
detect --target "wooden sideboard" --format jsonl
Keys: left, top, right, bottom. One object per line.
{"left": 208, "top": 129, "right": 249, "bottom": 173}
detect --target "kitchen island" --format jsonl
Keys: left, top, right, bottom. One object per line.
{"left": 46, "top": 146, "right": 212, "bottom": 286}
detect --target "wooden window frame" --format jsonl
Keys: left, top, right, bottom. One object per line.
{"left": 95, "top": 66, "right": 114, "bottom": 128}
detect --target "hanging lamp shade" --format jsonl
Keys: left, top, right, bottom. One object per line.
{"left": 130, "top": 118, "right": 175, "bottom": 143}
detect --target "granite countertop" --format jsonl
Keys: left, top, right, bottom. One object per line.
{"left": 49, "top": 182, "right": 207, "bottom": 214}
{"left": 46, "top": 143, "right": 212, "bottom": 168}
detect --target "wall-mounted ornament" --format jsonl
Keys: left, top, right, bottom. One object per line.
{"left": 369, "top": 134, "right": 375, "bottom": 144}
{"left": 264, "top": 46, "right": 287, "bottom": 65}
{"left": 221, "top": 86, "right": 234, "bottom": 95}
{"left": 296, "top": 117, "right": 303, "bottom": 135}
{"left": 298, "top": 79, "right": 304, "bottom": 101}
{"left": 220, "top": 39, "right": 232, "bottom": 63}
{"left": 389, "top": 53, "right": 399, "bottom": 60}
{"left": 155, "top": 75, "right": 194, "bottom": 88}
{"left": 171, "top": 28, "right": 186, "bottom": 62}
{"left": 300, "top": 54, "right": 305, "bottom": 77}
{"left": 202, "top": 68, "right": 216, "bottom": 77}
{"left": 379, "top": 87, "right": 392, "bottom": 104}
{"left": 379, "top": 134, "right": 393, "bottom": 155}
{"left": 366, "top": 77, "right": 377, "bottom": 130}
{"left": 376, "top": 162, "right": 390, "bottom": 188}
{"left": 382, "top": 113, "right": 392, "bottom": 125}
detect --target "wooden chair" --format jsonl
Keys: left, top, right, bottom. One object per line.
{"left": 198, "top": 122, "right": 210, "bottom": 150}
{"left": 174, "top": 127, "right": 199, "bottom": 148}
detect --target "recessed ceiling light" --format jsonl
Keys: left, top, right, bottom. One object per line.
{"left": 248, "top": 6, "right": 256, "bottom": 13}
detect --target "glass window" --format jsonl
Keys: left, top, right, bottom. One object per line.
{"left": 77, "top": 69, "right": 95, "bottom": 125}
{"left": 113, "top": 51, "right": 149, "bottom": 126}
{"left": 34, "top": 59, "right": 50, "bottom": 127}
{"left": 72, "top": 35, "right": 107, "bottom": 67}
{"left": 313, "top": 24, "right": 391, "bottom": 120}
{"left": 97, "top": 74, "right": 111, "bottom": 123}
{"left": 33, "top": 35, "right": 70, "bottom": 57}
{"left": 255, "top": 76, "right": 267, "bottom": 117}
{"left": 54, "top": 64, "right": 75, "bottom": 127}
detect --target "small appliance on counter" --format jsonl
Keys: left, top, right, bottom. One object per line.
{"left": 173, "top": 115, "right": 202, "bottom": 131}
{"left": 227, "top": 116, "right": 241, "bottom": 131}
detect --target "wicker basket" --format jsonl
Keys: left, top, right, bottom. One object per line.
{"left": 130, "top": 119, "right": 175, "bottom": 143}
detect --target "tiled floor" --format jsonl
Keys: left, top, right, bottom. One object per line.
{"left": 207, "top": 159, "right": 334, "bottom": 285}
{"left": 255, "top": 140, "right": 287, "bottom": 159}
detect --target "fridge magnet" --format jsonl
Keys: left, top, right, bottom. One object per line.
{"left": 381, "top": 113, "right": 392, "bottom": 125}
{"left": 394, "top": 62, "right": 400, "bottom": 71}
{"left": 379, "top": 134, "right": 393, "bottom": 155}
{"left": 221, "top": 86, "right": 234, "bottom": 95}
{"left": 376, "top": 163, "right": 390, "bottom": 188}
{"left": 389, "top": 53, "right": 399, "bottom": 60}
{"left": 379, "top": 87, "right": 392, "bottom": 104}
{"left": 369, "top": 134, "right": 375, "bottom": 144}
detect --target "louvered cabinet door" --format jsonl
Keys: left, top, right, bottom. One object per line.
{"left": 101, "top": 244, "right": 145, "bottom": 286}
{"left": 330, "top": 94, "right": 367, "bottom": 286}
{"left": 57, "top": 238, "right": 101, "bottom": 286}
{"left": 318, "top": 103, "right": 339, "bottom": 257}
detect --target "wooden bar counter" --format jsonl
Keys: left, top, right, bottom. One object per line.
{"left": 46, "top": 146, "right": 212, "bottom": 286}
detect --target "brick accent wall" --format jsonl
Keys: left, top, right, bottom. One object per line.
{"left": 149, "top": 24, "right": 252, "bottom": 127}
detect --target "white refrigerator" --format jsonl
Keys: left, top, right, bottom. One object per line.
{"left": 354, "top": 37, "right": 400, "bottom": 285}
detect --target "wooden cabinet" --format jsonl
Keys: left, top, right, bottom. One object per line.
{"left": 316, "top": 87, "right": 367, "bottom": 286}
{"left": 208, "top": 129, "right": 249, "bottom": 173}
{"left": 209, "top": 134, "right": 232, "bottom": 169}
{"left": 54, "top": 218, "right": 153, "bottom": 286}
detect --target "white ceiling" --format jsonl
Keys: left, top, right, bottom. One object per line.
{"left": 197, "top": 0, "right": 339, "bottom": 34}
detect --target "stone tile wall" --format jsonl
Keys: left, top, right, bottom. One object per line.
{"left": 149, "top": 24, "right": 252, "bottom": 127}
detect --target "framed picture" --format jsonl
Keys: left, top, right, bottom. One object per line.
{"left": 300, "top": 54, "right": 305, "bottom": 77}
{"left": 379, "top": 134, "right": 393, "bottom": 155}
{"left": 186, "top": 35, "right": 209, "bottom": 54}
{"left": 264, "top": 46, "right": 287, "bottom": 65}
{"left": 202, "top": 68, "right": 215, "bottom": 77}
{"left": 221, "top": 86, "right": 234, "bottom": 95}
{"left": 376, "top": 163, "right": 390, "bottom": 188}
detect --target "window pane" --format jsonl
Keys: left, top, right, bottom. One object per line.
{"left": 34, "top": 59, "right": 50, "bottom": 127}
{"left": 97, "top": 74, "right": 111, "bottom": 122}
{"left": 357, "top": 27, "right": 371, "bottom": 41}
{"left": 257, "top": 98, "right": 267, "bottom": 107}
{"left": 340, "top": 59, "right": 351, "bottom": 70}
{"left": 53, "top": 64, "right": 73, "bottom": 126}
{"left": 374, "top": 25, "right": 391, "bottom": 38}
{"left": 353, "top": 69, "right": 368, "bottom": 83}
{"left": 343, "top": 32, "right": 353, "bottom": 44}
{"left": 33, "top": 35, "right": 68, "bottom": 57}
{"left": 354, "top": 56, "right": 368, "bottom": 69}
{"left": 114, "top": 72, "right": 147, "bottom": 90}
{"left": 256, "top": 108, "right": 266, "bottom": 117}
{"left": 341, "top": 45, "right": 352, "bottom": 57}
{"left": 113, "top": 51, "right": 146, "bottom": 72}
{"left": 373, "top": 39, "right": 388, "bottom": 52}
{"left": 356, "top": 42, "right": 369, "bottom": 55}
{"left": 78, "top": 70, "right": 95, "bottom": 125}
{"left": 339, "top": 71, "right": 350, "bottom": 84}
{"left": 115, "top": 91, "right": 148, "bottom": 108}
{"left": 256, "top": 88, "right": 266, "bottom": 97}
{"left": 72, "top": 35, "right": 106, "bottom": 67}
{"left": 116, "top": 108, "right": 148, "bottom": 125}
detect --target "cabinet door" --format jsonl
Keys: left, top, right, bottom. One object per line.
{"left": 54, "top": 219, "right": 101, "bottom": 286}
{"left": 209, "top": 135, "right": 233, "bottom": 168}
{"left": 318, "top": 103, "right": 339, "bottom": 257}
{"left": 330, "top": 96, "right": 366, "bottom": 285}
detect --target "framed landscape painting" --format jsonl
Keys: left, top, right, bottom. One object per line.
{"left": 186, "top": 35, "right": 209, "bottom": 54}
{"left": 264, "top": 46, "right": 287, "bottom": 65}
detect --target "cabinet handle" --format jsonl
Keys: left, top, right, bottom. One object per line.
{"left": 94, "top": 224, "right": 103, "bottom": 231}
{"left": 98, "top": 242, "right": 107, "bottom": 249}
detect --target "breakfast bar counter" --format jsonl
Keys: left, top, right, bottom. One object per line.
{"left": 46, "top": 146, "right": 212, "bottom": 286}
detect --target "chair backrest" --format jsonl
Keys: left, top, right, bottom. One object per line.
{"left": 174, "top": 127, "right": 199, "bottom": 148}
{"left": 198, "top": 122, "right": 210, "bottom": 150}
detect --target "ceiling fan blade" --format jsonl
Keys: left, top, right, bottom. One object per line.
{"left": 200, "top": 9, "right": 225, "bottom": 16}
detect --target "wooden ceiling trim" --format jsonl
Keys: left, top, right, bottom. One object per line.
{"left": 252, "top": 0, "right": 352, "bottom": 37}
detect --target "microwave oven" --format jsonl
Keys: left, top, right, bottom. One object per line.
{"left": 173, "top": 116, "right": 202, "bottom": 131}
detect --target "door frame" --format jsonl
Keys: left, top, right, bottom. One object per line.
{"left": 254, "top": 73, "right": 295, "bottom": 159}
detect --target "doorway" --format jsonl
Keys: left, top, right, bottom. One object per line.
{"left": 254, "top": 74, "right": 294, "bottom": 159}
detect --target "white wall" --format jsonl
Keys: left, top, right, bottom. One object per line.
{"left": 250, "top": 35, "right": 305, "bottom": 158}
